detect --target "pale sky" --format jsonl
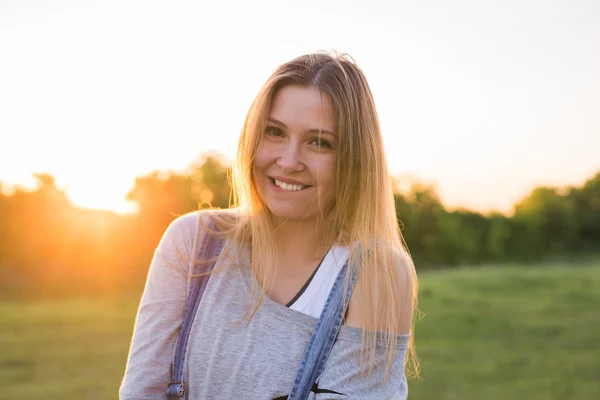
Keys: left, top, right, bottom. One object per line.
{"left": 1, "top": 0, "right": 599, "bottom": 214}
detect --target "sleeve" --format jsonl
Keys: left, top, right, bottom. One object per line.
{"left": 313, "top": 332, "right": 411, "bottom": 400}
{"left": 119, "top": 212, "right": 203, "bottom": 400}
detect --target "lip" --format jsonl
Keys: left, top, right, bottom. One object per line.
{"left": 270, "top": 176, "right": 311, "bottom": 186}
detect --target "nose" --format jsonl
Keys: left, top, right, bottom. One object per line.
{"left": 276, "top": 142, "right": 304, "bottom": 173}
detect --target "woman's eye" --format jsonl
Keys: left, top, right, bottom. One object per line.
{"left": 309, "top": 137, "right": 332, "bottom": 149}
{"left": 265, "top": 126, "right": 284, "bottom": 137}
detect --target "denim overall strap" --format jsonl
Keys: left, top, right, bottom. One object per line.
{"left": 166, "top": 220, "right": 224, "bottom": 400}
{"left": 287, "top": 260, "right": 359, "bottom": 400}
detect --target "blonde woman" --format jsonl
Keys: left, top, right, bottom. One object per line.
{"left": 120, "top": 52, "right": 419, "bottom": 399}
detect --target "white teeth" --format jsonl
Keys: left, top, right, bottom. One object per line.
{"left": 274, "top": 179, "right": 305, "bottom": 191}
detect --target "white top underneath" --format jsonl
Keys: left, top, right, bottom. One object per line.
{"left": 288, "top": 245, "right": 350, "bottom": 319}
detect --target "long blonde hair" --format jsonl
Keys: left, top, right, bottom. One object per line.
{"left": 210, "top": 52, "right": 419, "bottom": 378}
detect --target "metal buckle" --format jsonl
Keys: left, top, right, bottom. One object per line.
{"left": 166, "top": 382, "right": 184, "bottom": 399}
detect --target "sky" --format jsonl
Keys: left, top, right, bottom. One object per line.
{"left": 1, "top": 0, "right": 599, "bottom": 214}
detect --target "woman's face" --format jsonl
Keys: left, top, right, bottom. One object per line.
{"left": 253, "top": 84, "right": 338, "bottom": 223}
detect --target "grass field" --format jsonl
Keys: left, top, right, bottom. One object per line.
{"left": 1, "top": 263, "right": 599, "bottom": 399}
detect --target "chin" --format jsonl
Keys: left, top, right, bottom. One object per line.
{"left": 266, "top": 204, "right": 316, "bottom": 222}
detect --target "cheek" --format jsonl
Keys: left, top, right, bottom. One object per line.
{"left": 313, "top": 158, "right": 336, "bottom": 189}
{"left": 253, "top": 144, "right": 271, "bottom": 173}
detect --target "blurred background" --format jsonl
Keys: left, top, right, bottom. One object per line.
{"left": 1, "top": 0, "right": 599, "bottom": 399}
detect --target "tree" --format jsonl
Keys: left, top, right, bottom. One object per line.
{"left": 513, "top": 186, "right": 578, "bottom": 256}
{"left": 189, "top": 155, "right": 232, "bottom": 209}
{"left": 571, "top": 172, "right": 600, "bottom": 251}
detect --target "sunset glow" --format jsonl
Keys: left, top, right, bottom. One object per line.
{"left": 67, "top": 186, "right": 136, "bottom": 214}
{"left": 1, "top": 1, "right": 599, "bottom": 215}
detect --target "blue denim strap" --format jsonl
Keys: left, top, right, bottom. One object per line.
{"left": 287, "top": 260, "right": 359, "bottom": 400}
{"left": 166, "top": 220, "right": 224, "bottom": 400}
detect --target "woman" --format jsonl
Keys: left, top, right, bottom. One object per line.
{"left": 120, "top": 52, "right": 419, "bottom": 399}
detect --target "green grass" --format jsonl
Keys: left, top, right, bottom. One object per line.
{"left": 1, "top": 264, "right": 599, "bottom": 399}
{"left": 0, "top": 297, "right": 137, "bottom": 399}
{"left": 409, "top": 263, "right": 600, "bottom": 399}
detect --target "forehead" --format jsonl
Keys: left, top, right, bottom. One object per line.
{"left": 269, "top": 85, "right": 336, "bottom": 132}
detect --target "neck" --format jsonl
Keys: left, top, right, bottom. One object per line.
{"left": 270, "top": 215, "right": 331, "bottom": 266}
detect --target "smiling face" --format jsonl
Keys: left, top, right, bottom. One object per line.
{"left": 253, "top": 84, "right": 338, "bottom": 224}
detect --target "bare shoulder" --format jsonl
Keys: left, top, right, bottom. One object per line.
{"left": 391, "top": 246, "right": 416, "bottom": 299}
{"left": 391, "top": 246, "right": 416, "bottom": 334}
{"left": 344, "top": 246, "right": 416, "bottom": 335}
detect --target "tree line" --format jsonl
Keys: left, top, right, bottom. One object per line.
{"left": 0, "top": 155, "right": 598, "bottom": 298}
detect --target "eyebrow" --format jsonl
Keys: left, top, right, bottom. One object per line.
{"left": 267, "top": 117, "right": 337, "bottom": 137}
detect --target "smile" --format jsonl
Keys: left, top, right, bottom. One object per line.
{"left": 271, "top": 178, "right": 310, "bottom": 192}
